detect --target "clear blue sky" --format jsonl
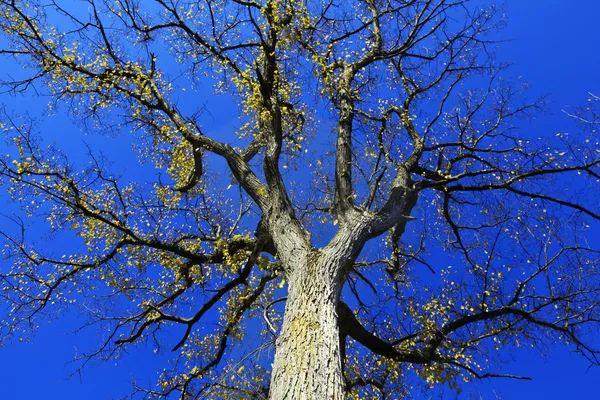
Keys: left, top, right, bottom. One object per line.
{"left": 0, "top": 1, "right": 599, "bottom": 399}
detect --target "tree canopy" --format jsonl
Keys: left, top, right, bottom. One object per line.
{"left": 0, "top": 0, "right": 599, "bottom": 399}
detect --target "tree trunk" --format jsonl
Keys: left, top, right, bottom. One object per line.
{"left": 268, "top": 252, "right": 345, "bottom": 400}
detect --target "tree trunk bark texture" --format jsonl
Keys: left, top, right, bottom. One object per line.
{"left": 268, "top": 251, "right": 345, "bottom": 400}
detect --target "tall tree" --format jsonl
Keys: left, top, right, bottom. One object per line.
{"left": 1, "top": 0, "right": 599, "bottom": 398}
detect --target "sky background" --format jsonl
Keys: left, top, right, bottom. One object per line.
{"left": 0, "top": 1, "right": 599, "bottom": 399}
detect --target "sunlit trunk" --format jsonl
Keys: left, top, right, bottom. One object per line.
{"left": 268, "top": 254, "right": 345, "bottom": 400}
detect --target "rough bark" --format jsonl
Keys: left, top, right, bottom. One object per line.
{"left": 267, "top": 215, "right": 378, "bottom": 399}
{"left": 268, "top": 251, "right": 345, "bottom": 400}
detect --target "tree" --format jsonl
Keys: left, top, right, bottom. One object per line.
{"left": 0, "top": 0, "right": 599, "bottom": 398}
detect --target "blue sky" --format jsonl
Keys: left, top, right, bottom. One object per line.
{"left": 0, "top": 1, "right": 599, "bottom": 399}
{"left": 472, "top": 1, "right": 600, "bottom": 396}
